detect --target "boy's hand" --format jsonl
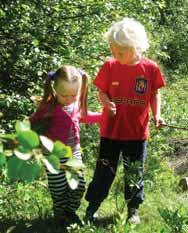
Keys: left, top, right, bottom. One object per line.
{"left": 98, "top": 91, "right": 116, "bottom": 116}
{"left": 106, "top": 101, "right": 116, "bottom": 116}
{"left": 153, "top": 115, "right": 165, "bottom": 129}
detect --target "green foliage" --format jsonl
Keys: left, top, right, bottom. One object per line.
{"left": 0, "top": 1, "right": 188, "bottom": 232}
{"left": 7, "top": 156, "right": 40, "bottom": 182}
{"left": 0, "top": 181, "right": 52, "bottom": 221}
{"left": 1, "top": 0, "right": 188, "bottom": 131}
{"left": 0, "top": 119, "right": 84, "bottom": 188}
{"left": 159, "top": 206, "right": 188, "bottom": 233}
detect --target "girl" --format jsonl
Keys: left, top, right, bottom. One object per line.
{"left": 30, "top": 65, "right": 101, "bottom": 226}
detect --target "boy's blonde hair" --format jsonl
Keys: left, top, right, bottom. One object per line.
{"left": 105, "top": 17, "right": 149, "bottom": 55}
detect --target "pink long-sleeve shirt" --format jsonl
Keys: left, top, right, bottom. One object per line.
{"left": 30, "top": 102, "right": 101, "bottom": 145}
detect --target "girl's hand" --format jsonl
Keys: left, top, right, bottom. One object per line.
{"left": 106, "top": 101, "right": 116, "bottom": 116}
{"left": 31, "top": 95, "right": 42, "bottom": 108}
{"left": 153, "top": 115, "right": 165, "bottom": 129}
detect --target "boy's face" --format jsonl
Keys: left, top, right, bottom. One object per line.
{"left": 110, "top": 44, "right": 135, "bottom": 65}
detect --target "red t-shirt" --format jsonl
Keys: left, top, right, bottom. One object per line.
{"left": 93, "top": 58, "right": 165, "bottom": 140}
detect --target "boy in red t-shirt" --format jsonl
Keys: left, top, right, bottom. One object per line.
{"left": 85, "top": 17, "right": 165, "bottom": 224}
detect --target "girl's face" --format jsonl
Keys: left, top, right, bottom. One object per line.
{"left": 55, "top": 80, "right": 81, "bottom": 106}
{"left": 110, "top": 43, "right": 137, "bottom": 65}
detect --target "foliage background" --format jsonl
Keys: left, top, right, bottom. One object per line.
{"left": 0, "top": 0, "right": 188, "bottom": 232}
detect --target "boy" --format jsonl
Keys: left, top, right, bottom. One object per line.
{"left": 85, "top": 17, "right": 165, "bottom": 224}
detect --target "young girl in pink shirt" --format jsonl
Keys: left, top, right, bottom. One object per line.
{"left": 30, "top": 65, "right": 101, "bottom": 227}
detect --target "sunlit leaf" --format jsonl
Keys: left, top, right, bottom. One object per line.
{"left": 15, "top": 120, "right": 31, "bottom": 133}
{"left": 0, "top": 133, "right": 16, "bottom": 140}
{"left": 40, "top": 136, "right": 54, "bottom": 152}
{"left": 52, "top": 141, "right": 72, "bottom": 158}
{"left": 63, "top": 146, "right": 72, "bottom": 158}
{"left": 42, "top": 158, "right": 59, "bottom": 174}
{"left": 64, "top": 157, "right": 84, "bottom": 170}
{"left": 14, "top": 149, "right": 32, "bottom": 160}
{"left": 4, "top": 150, "right": 13, "bottom": 157}
{"left": 65, "top": 170, "right": 79, "bottom": 190}
{"left": 47, "top": 155, "right": 60, "bottom": 170}
{"left": 17, "top": 130, "right": 39, "bottom": 150}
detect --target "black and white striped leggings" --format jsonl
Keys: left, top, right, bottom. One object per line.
{"left": 47, "top": 150, "right": 85, "bottom": 216}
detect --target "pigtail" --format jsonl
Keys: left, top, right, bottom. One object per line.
{"left": 37, "top": 72, "right": 57, "bottom": 116}
{"left": 79, "top": 71, "right": 88, "bottom": 117}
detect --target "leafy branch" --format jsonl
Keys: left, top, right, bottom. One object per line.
{"left": 0, "top": 119, "right": 84, "bottom": 190}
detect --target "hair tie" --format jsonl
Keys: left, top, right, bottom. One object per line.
{"left": 48, "top": 71, "right": 56, "bottom": 79}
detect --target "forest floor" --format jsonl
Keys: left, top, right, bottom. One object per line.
{"left": 167, "top": 138, "right": 188, "bottom": 176}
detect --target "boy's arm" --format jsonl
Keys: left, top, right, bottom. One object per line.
{"left": 98, "top": 90, "right": 116, "bottom": 116}
{"left": 150, "top": 89, "right": 165, "bottom": 128}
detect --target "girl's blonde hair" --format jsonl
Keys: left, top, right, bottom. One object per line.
{"left": 37, "top": 65, "right": 88, "bottom": 117}
{"left": 105, "top": 17, "right": 149, "bottom": 55}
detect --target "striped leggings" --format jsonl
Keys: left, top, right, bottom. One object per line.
{"left": 47, "top": 154, "right": 85, "bottom": 216}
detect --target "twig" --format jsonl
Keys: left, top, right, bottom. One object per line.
{"left": 162, "top": 123, "right": 188, "bottom": 131}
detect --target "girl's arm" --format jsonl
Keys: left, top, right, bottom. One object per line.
{"left": 30, "top": 105, "right": 50, "bottom": 133}
{"left": 150, "top": 89, "right": 165, "bottom": 128}
{"left": 30, "top": 108, "right": 46, "bottom": 124}
{"left": 80, "top": 111, "right": 102, "bottom": 124}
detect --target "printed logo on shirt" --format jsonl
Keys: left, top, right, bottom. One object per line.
{"left": 111, "top": 81, "right": 119, "bottom": 86}
{"left": 135, "top": 77, "right": 147, "bottom": 94}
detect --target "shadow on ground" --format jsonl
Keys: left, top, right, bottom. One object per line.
{"left": 93, "top": 214, "right": 118, "bottom": 227}
{"left": 0, "top": 218, "right": 67, "bottom": 233}
{"left": 0, "top": 214, "right": 118, "bottom": 233}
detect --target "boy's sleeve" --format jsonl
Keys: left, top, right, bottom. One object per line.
{"left": 93, "top": 61, "right": 110, "bottom": 92}
{"left": 151, "top": 65, "right": 166, "bottom": 91}
{"left": 80, "top": 111, "right": 102, "bottom": 124}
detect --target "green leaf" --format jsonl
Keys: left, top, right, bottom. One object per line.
{"left": 40, "top": 136, "right": 54, "bottom": 152}
{"left": 0, "top": 9, "right": 6, "bottom": 18}
{"left": 7, "top": 156, "right": 40, "bottom": 182}
{"left": 0, "top": 143, "right": 3, "bottom": 153}
{"left": 32, "top": 39, "right": 39, "bottom": 46}
{"left": 64, "top": 158, "right": 84, "bottom": 170}
{"left": 19, "top": 162, "right": 40, "bottom": 182}
{"left": 0, "top": 153, "right": 6, "bottom": 168}
{"left": 15, "top": 120, "right": 31, "bottom": 133}
{"left": 0, "top": 133, "right": 16, "bottom": 140}
{"left": 52, "top": 141, "right": 72, "bottom": 158}
{"left": 7, "top": 156, "right": 25, "bottom": 181}
{"left": 4, "top": 150, "right": 13, "bottom": 157}
{"left": 14, "top": 149, "right": 32, "bottom": 160}
{"left": 42, "top": 157, "right": 59, "bottom": 174}
{"left": 65, "top": 170, "right": 79, "bottom": 190}
{"left": 63, "top": 146, "right": 72, "bottom": 158}
{"left": 47, "top": 155, "right": 60, "bottom": 170}
{"left": 17, "top": 130, "right": 39, "bottom": 150}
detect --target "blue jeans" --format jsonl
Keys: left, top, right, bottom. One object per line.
{"left": 85, "top": 137, "right": 147, "bottom": 210}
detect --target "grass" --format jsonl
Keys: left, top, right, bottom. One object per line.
{"left": 1, "top": 75, "right": 188, "bottom": 232}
